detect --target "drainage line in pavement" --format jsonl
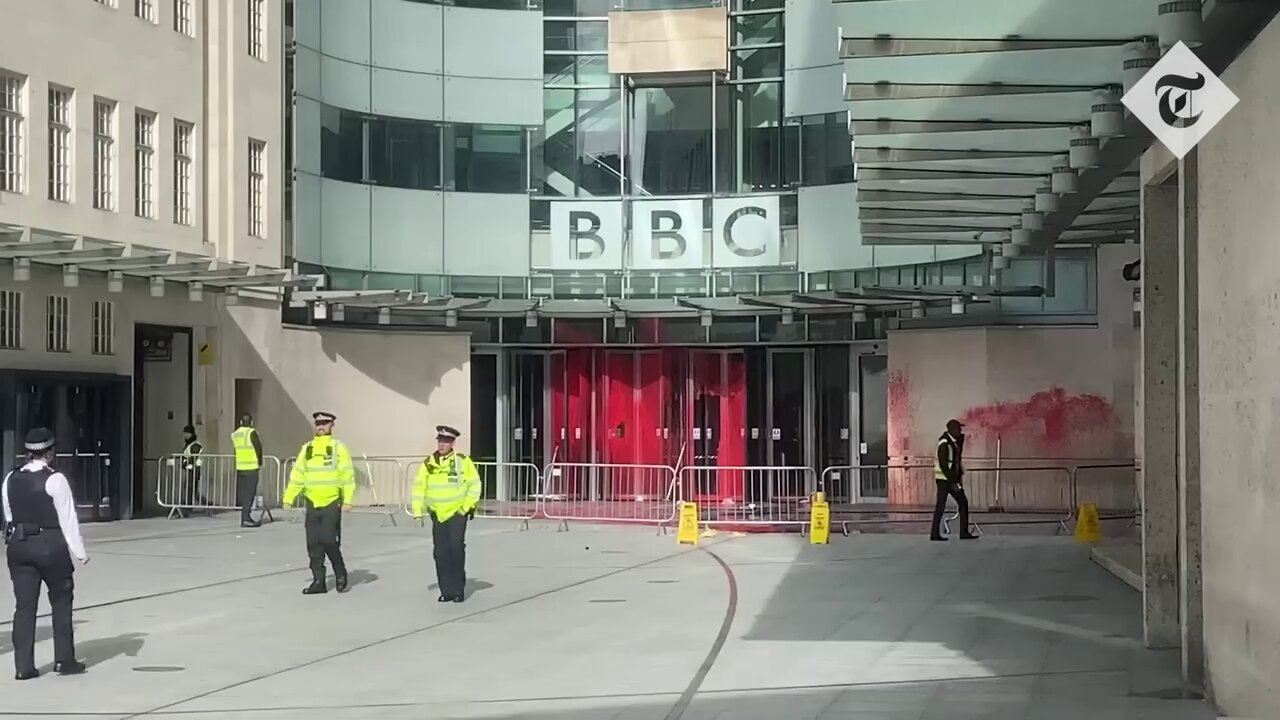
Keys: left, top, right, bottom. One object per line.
{"left": 663, "top": 547, "right": 738, "bottom": 720}
{"left": 119, "top": 541, "right": 730, "bottom": 719}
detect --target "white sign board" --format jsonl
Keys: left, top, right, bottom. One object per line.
{"left": 630, "top": 199, "right": 704, "bottom": 270}
{"left": 547, "top": 197, "right": 782, "bottom": 271}
{"left": 549, "top": 201, "right": 624, "bottom": 271}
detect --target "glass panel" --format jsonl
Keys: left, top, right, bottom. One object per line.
{"left": 734, "top": 46, "right": 782, "bottom": 79}
{"left": 769, "top": 351, "right": 806, "bottom": 467}
{"left": 858, "top": 354, "right": 889, "bottom": 498}
{"left": 734, "top": 82, "right": 784, "bottom": 192}
{"left": 577, "top": 88, "right": 624, "bottom": 196}
{"left": 470, "top": 354, "right": 499, "bottom": 464}
{"left": 320, "top": 105, "right": 363, "bottom": 183}
{"left": 1001, "top": 258, "right": 1045, "bottom": 313}
{"left": 368, "top": 117, "right": 441, "bottom": 191}
{"left": 735, "top": 11, "right": 783, "bottom": 45}
{"left": 450, "top": 124, "right": 527, "bottom": 193}
{"left": 629, "top": 85, "right": 714, "bottom": 195}
{"left": 801, "top": 112, "right": 854, "bottom": 186}
{"left": 1045, "top": 257, "right": 1088, "bottom": 313}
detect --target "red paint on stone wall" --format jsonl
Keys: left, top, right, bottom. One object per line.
{"left": 961, "top": 387, "right": 1115, "bottom": 452}
{"left": 887, "top": 371, "right": 915, "bottom": 456}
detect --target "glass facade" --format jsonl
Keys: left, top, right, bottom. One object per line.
{"left": 287, "top": 0, "right": 1096, "bottom": 320}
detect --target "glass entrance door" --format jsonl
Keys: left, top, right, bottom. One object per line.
{"left": 858, "top": 354, "right": 890, "bottom": 500}
{"left": 767, "top": 348, "right": 811, "bottom": 468}
{"left": 10, "top": 374, "right": 129, "bottom": 521}
{"left": 506, "top": 352, "right": 546, "bottom": 470}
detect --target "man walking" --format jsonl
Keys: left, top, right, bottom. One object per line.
{"left": 283, "top": 412, "right": 355, "bottom": 594}
{"left": 231, "top": 414, "right": 264, "bottom": 528}
{"left": 930, "top": 419, "right": 977, "bottom": 541}
{"left": 3, "top": 428, "right": 88, "bottom": 680}
{"left": 411, "top": 425, "right": 481, "bottom": 603}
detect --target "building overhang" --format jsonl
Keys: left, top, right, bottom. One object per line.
{"left": 837, "top": 0, "right": 1279, "bottom": 258}
{"left": 0, "top": 224, "right": 318, "bottom": 295}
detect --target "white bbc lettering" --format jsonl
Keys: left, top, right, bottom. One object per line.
{"left": 712, "top": 195, "right": 781, "bottom": 268}
{"left": 630, "top": 199, "right": 703, "bottom": 270}
{"left": 549, "top": 201, "right": 624, "bottom": 271}
{"left": 546, "top": 197, "right": 781, "bottom": 271}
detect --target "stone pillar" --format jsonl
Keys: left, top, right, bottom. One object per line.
{"left": 1140, "top": 180, "right": 1180, "bottom": 649}
{"left": 1177, "top": 151, "right": 1203, "bottom": 686}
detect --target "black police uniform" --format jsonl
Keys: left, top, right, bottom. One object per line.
{"left": 930, "top": 421, "right": 976, "bottom": 541}
{"left": 4, "top": 428, "right": 86, "bottom": 680}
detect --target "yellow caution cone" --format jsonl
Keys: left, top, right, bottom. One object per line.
{"left": 676, "top": 501, "right": 700, "bottom": 546}
{"left": 1074, "top": 502, "right": 1103, "bottom": 544}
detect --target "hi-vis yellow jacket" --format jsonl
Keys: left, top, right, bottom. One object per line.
{"left": 283, "top": 435, "right": 355, "bottom": 509}
{"left": 411, "top": 451, "right": 480, "bottom": 522}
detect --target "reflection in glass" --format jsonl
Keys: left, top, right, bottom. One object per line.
{"left": 451, "top": 124, "right": 527, "bottom": 193}
{"left": 629, "top": 85, "right": 713, "bottom": 195}
{"left": 801, "top": 112, "right": 854, "bottom": 186}
{"left": 368, "top": 118, "right": 441, "bottom": 190}
{"left": 320, "top": 105, "right": 363, "bottom": 183}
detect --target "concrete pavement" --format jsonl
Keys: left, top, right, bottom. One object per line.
{"left": 0, "top": 515, "right": 1213, "bottom": 719}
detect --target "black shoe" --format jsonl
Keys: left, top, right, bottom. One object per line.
{"left": 929, "top": 535, "right": 948, "bottom": 542}
{"left": 335, "top": 575, "right": 349, "bottom": 593}
{"left": 960, "top": 533, "right": 979, "bottom": 540}
{"left": 54, "top": 660, "right": 86, "bottom": 676}
{"left": 14, "top": 669, "right": 39, "bottom": 681}
{"left": 452, "top": 595, "right": 465, "bottom": 603}
{"left": 438, "top": 594, "right": 450, "bottom": 602}
{"left": 302, "top": 580, "right": 327, "bottom": 595}
{"left": 241, "top": 520, "right": 261, "bottom": 528}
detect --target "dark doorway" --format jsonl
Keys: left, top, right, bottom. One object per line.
{"left": 470, "top": 353, "right": 498, "bottom": 464}
{"left": 133, "top": 324, "right": 194, "bottom": 517}
{"left": 2, "top": 371, "right": 130, "bottom": 522}
{"left": 858, "top": 354, "right": 890, "bottom": 500}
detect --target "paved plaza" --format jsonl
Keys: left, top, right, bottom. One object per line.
{"left": 0, "top": 514, "right": 1213, "bottom": 719}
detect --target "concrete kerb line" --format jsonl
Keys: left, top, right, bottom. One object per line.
{"left": 119, "top": 534, "right": 743, "bottom": 720}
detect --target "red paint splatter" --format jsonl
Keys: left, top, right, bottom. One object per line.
{"left": 887, "top": 371, "right": 915, "bottom": 457}
{"left": 961, "top": 387, "right": 1114, "bottom": 451}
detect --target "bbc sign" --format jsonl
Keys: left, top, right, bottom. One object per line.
{"left": 548, "top": 196, "right": 782, "bottom": 271}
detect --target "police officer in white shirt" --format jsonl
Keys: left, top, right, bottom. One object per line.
{"left": 2, "top": 428, "right": 88, "bottom": 680}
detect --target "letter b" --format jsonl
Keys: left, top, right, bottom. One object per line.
{"left": 569, "top": 211, "right": 605, "bottom": 260}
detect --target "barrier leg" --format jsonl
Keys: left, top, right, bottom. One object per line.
{"left": 557, "top": 519, "right": 569, "bottom": 532}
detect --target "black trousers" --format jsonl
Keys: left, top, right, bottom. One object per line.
{"left": 430, "top": 513, "right": 469, "bottom": 598}
{"left": 236, "top": 470, "right": 260, "bottom": 523}
{"left": 7, "top": 532, "right": 75, "bottom": 673}
{"left": 931, "top": 480, "right": 970, "bottom": 537}
{"left": 304, "top": 502, "right": 346, "bottom": 583}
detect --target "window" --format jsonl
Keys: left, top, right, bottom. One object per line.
{"left": 135, "top": 110, "right": 156, "bottom": 218}
{"left": 92, "top": 301, "right": 115, "bottom": 355}
{"left": 173, "top": 120, "right": 193, "bottom": 224}
{"left": 0, "top": 290, "right": 20, "bottom": 350}
{"left": 369, "top": 117, "right": 441, "bottom": 190}
{"left": 174, "top": 0, "right": 194, "bottom": 36}
{"left": 45, "top": 295, "right": 69, "bottom": 353}
{"left": 135, "top": 0, "right": 155, "bottom": 22}
{"left": 248, "top": 139, "right": 265, "bottom": 237}
{"left": 0, "top": 71, "right": 25, "bottom": 194}
{"left": 320, "top": 105, "right": 365, "bottom": 184}
{"left": 450, "top": 124, "right": 526, "bottom": 193}
{"left": 47, "top": 86, "right": 72, "bottom": 202}
{"left": 93, "top": 99, "right": 117, "bottom": 210}
{"left": 248, "top": 0, "right": 266, "bottom": 60}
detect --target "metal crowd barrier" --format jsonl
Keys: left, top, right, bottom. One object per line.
{"left": 280, "top": 456, "right": 404, "bottom": 527}
{"left": 681, "top": 465, "right": 818, "bottom": 529}
{"left": 1070, "top": 462, "right": 1139, "bottom": 520}
{"left": 401, "top": 459, "right": 543, "bottom": 529}
{"left": 539, "top": 462, "right": 680, "bottom": 531}
{"left": 156, "top": 454, "right": 282, "bottom": 522}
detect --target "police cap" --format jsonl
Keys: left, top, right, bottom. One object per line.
{"left": 313, "top": 411, "right": 337, "bottom": 424}
{"left": 436, "top": 425, "right": 461, "bottom": 441}
{"left": 24, "top": 427, "right": 55, "bottom": 452}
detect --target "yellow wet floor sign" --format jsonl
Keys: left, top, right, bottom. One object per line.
{"left": 810, "top": 497, "right": 831, "bottom": 545}
{"left": 676, "top": 501, "right": 700, "bottom": 545}
{"left": 1074, "top": 502, "right": 1102, "bottom": 543}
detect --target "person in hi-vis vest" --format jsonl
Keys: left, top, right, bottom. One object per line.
{"left": 283, "top": 412, "right": 355, "bottom": 594}
{"left": 931, "top": 419, "right": 977, "bottom": 541}
{"left": 230, "top": 414, "right": 264, "bottom": 528}
{"left": 412, "top": 425, "right": 481, "bottom": 603}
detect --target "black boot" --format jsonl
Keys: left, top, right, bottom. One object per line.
{"left": 14, "top": 669, "right": 39, "bottom": 681}
{"left": 302, "top": 577, "right": 327, "bottom": 595}
{"left": 929, "top": 535, "right": 948, "bottom": 542}
{"left": 438, "top": 594, "right": 450, "bottom": 602}
{"left": 54, "top": 660, "right": 86, "bottom": 676}
{"left": 335, "top": 574, "right": 349, "bottom": 593}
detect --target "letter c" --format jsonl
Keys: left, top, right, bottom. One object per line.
{"left": 723, "top": 206, "right": 767, "bottom": 257}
